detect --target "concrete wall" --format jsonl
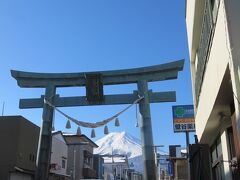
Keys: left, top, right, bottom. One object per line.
{"left": 221, "top": 130, "right": 232, "bottom": 179}
{"left": 186, "top": 0, "right": 205, "bottom": 100}
{"left": 15, "top": 116, "right": 39, "bottom": 171}
{"left": 224, "top": 0, "right": 240, "bottom": 160}
{"left": 175, "top": 159, "right": 188, "bottom": 180}
{"left": 0, "top": 116, "right": 39, "bottom": 180}
{"left": 186, "top": 0, "right": 231, "bottom": 141}
{"left": 195, "top": 0, "right": 230, "bottom": 141}
{"left": 0, "top": 116, "right": 19, "bottom": 179}
{"left": 9, "top": 172, "right": 33, "bottom": 180}
{"left": 186, "top": 0, "right": 240, "bottom": 179}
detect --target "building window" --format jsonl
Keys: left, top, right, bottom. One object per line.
{"left": 227, "top": 127, "right": 236, "bottom": 159}
{"left": 195, "top": 0, "right": 219, "bottom": 105}
{"left": 195, "top": 0, "right": 214, "bottom": 105}
{"left": 84, "top": 157, "right": 91, "bottom": 165}
{"left": 211, "top": 0, "right": 220, "bottom": 23}
{"left": 84, "top": 150, "right": 92, "bottom": 166}
{"left": 213, "top": 163, "right": 224, "bottom": 180}
{"left": 211, "top": 136, "right": 224, "bottom": 180}
{"left": 29, "top": 154, "right": 35, "bottom": 162}
{"left": 62, "top": 159, "right": 66, "bottom": 169}
{"left": 211, "top": 136, "right": 222, "bottom": 163}
{"left": 211, "top": 148, "right": 217, "bottom": 163}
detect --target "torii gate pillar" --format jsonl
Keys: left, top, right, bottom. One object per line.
{"left": 35, "top": 85, "right": 56, "bottom": 179}
{"left": 138, "top": 80, "right": 156, "bottom": 180}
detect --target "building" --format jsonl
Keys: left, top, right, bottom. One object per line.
{"left": 102, "top": 155, "right": 129, "bottom": 180}
{"left": 186, "top": 0, "right": 240, "bottom": 179}
{"left": 63, "top": 133, "right": 98, "bottom": 179}
{"left": 0, "top": 116, "right": 40, "bottom": 180}
{"left": 153, "top": 146, "right": 170, "bottom": 180}
{"left": 189, "top": 144, "right": 212, "bottom": 180}
{"left": 124, "top": 169, "right": 142, "bottom": 180}
{"left": 50, "top": 131, "right": 70, "bottom": 180}
{"left": 168, "top": 145, "right": 188, "bottom": 180}
{"left": 156, "top": 154, "right": 170, "bottom": 180}
{"left": 93, "top": 154, "right": 104, "bottom": 179}
{"left": 101, "top": 154, "right": 142, "bottom": 180}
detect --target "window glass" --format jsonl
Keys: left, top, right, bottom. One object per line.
{"left": 62, "top": 159, "right": 66, "bottom": 169}
{"left": 216, "top": 142, "right": 222, "bottom": 157}
{"left": 210, "top": 0, "right": 215, "bottom": 9}
{"left": 212, "top": 148, "right": 217, "bottom": 163}
{"left": 228, "top": 127, "right": 236, "bottom": 158}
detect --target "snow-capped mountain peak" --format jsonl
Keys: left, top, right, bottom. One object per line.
{"left": 94, "top": 131, "right": 142, "bottom": 158}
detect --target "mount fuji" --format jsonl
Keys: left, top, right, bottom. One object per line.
{"left": 94, "top": 131, "right": 144, "bottom": 172}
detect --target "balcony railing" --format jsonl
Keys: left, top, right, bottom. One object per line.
{"left": 195, "top": 0, "right": 214, "bottom": 105}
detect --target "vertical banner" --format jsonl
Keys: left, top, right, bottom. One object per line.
{"left": 168, "top": 161, "right": 173, "bottom": 177}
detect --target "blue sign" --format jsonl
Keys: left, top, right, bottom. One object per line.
{"left": 172, "top": 105, "right": 195, "bottom": 132}
{"left": 168, "top": 161, "right": 173, "bottom": 176}
{"left": 172, "top": 105, "right": 194, "bottom": 119}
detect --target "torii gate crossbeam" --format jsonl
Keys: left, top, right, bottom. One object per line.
{"left": 11, "top": 59, "right": 184, "bottom": 180}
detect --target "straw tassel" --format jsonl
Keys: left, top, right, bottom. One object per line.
{"left": 104, "top": 125, "right": 109, "bottom": 134}
{"left": 135, "top": 104, "right": 139, "bottom": 127}
{"left": 66, "top": 119, "right": 71, "bottom": 129}
{"left": 91, "top": 129, "right": 96, "bottom": 138}
{"left": 115, "top": 117, "right": 120, "bottom": 127}
{"left": 136, "top": 113, "right": 142, "bottom": 127}
{"left": 76, "top": 126, "right": 81, "bottom": 135}
{"left": 135, "top": 121, "right": 139, "bottom": 128}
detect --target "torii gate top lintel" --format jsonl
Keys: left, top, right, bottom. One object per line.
{"left": 11, "top": 59, "right": 184, "bottom": 88}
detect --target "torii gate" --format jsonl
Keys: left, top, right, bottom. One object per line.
{"left": 11, "top": 60, "right": 184, "bottom": 180}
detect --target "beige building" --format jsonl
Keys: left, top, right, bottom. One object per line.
{"left": 186, "top": 0, "right": 240, "bottom": 179}
{"left": 63, "top": 133, "right": 98, "bottom": 179}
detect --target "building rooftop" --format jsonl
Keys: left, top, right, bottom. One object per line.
{"left": 63, "top": 132, "right": 98, "bottom": 148}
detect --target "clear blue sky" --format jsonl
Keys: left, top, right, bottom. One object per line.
{"left": 0, "top": 0, "right": 193, "bottom": 152}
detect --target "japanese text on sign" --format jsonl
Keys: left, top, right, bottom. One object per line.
{"left": 172, "top": 105, "right": 195, "bottom": 133}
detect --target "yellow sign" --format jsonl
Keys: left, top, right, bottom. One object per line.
{"left": 174, "top": 118, "right": 195, "bottom": 123}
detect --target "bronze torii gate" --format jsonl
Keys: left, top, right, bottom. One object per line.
{"left": 11, "top": 60, "right": 184, "bottom": 180}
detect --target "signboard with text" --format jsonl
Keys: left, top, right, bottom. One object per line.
{"left": 172, "top": 105, "right": 195, "bottom": 133}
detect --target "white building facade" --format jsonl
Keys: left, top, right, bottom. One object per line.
{"left": 186, "top": 0, "right": 240, "bottom": 179}
{"left": 50, "top": 131, "right": 69, "bottom": 179}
